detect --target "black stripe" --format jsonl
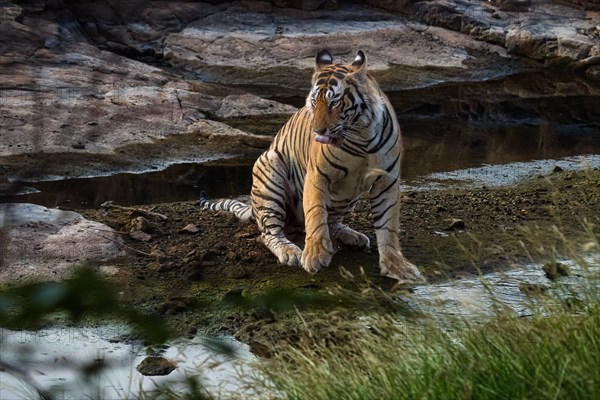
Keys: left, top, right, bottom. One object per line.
{"left": 315, "top": 163, "right": 332, "bottom": 185}
{"left": 252, "top": 171, "right": 286, "bottom": 199}
{"left": 370, "top": 176, "right": 399, "bottom": 204}
{"left": 368, "top": 109, "right": 394, "bottom": 154}
{"left": 322, "top": 148, "right": 348, "bottom": 177}
{"left": 251, "top": 191, "right": 286, "bottom": 211}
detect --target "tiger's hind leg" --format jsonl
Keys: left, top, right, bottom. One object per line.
{"left": 330, "top": 222, "right": 370, "bottom": 251}
{"left": 260, "top": 233, "right": 303, "bottom": 266}
{"left": 251, "top": 150, "right": 303, "bottom": 267}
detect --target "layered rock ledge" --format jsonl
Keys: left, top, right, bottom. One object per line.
{"left": 1, "top": 0, "right": 598, "bottom": 181}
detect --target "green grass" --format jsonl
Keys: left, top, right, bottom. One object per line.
{"left": 255, "top": 261, "right": 600, "bottom": 400}
{"left": 255, "top": 198, "right": 600, "bottom": 399}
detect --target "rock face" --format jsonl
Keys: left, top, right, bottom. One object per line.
{"left": 58, "top": 1, "right": 599, "bottom": 81}
{"left": 0, "top": 1, "right": 295, "bottom": 181}
{"left": 0, "top": 203, "right": 124, "bottom": 282}
{"left": 1, "top": 0, "right": 597, "bottom": 182}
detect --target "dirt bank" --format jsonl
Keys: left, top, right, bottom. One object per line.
{"left": 77, "top": 167, "right": 600, "bottom": 348}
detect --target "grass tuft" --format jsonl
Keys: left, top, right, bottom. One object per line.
{"left": 258, "top": 299, "right": 600, "bottom": 400}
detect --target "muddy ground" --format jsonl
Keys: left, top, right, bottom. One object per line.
{"left": 78, "top": 167, "right": 600, "bottom": 349}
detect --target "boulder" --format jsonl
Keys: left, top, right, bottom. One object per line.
{"left": 0, "top": 9, "right": 293, "bottom": 180}
{"left": 0, "top": 203, "right": 124, "bottom": 282}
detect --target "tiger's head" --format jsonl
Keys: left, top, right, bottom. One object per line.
{"left": 307, "top": 49, "right": 374, "bottom": 145}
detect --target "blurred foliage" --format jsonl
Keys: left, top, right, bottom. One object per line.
{"left": 0, "top": 267, "right": 170, "bottom": 344}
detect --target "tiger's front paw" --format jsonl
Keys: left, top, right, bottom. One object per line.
{"left": 301, "top": 237, "right": 334, "bottom": 274}
{"left": 380, "top": 250, "right": 424, "bottom": 284}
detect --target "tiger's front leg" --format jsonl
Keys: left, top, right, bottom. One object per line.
{"left": 301, "top": 169, "right": 334, "bottom": 273}
{"left": 370, "top": 175, "right": 423, "bottom": 283}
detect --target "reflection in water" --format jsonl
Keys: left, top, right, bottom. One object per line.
{"left": 394, "top": 70, "right": 600, "bottom": 180}
{"left": 400, "top": 120, "right": 600, "bottom": 181}
{"left": 1, "top": 71, "right": 600, "bottom": 207}
{"left": 0, "top": 163, "right": 253, "bottom": 209}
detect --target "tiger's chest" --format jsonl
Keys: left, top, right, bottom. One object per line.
{"left": 302, "top": 147, "right": 381, "bottom": 207}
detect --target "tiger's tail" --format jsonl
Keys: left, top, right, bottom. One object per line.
{"left": 199, "top": 192, "right": 254, "bottom": 221}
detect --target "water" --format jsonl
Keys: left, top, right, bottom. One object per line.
{"left": 0, "top": 162, "right": 254, "bottom": 209}
{"left": 0, "top": 326, "right": 262, "bottom": 400}
{"left": 409, "top": 256, "right": 600, "bottom": 319}
{"left": 2, "top": 71, "right": 599, "bottom": 208}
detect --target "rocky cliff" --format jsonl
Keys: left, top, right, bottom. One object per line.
{"left": 1, "top": 0, "right": 598, "bottom": 180}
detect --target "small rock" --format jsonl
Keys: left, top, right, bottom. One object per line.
{"left": 552, "top": 165, "right": 564, "bottom": 173}
{"left": 542, "top": 262, "right": 571, "bottom": 280}
{"left": 188, "top": 267, "right": 203, "bottom": 281}
{"left": 518, "top": 283, "right": 548, "bottom": 295}
{"left": 99, "top": 265, "right": 120, "bottom": 276}
{"left": 129, "top": 229, "right": 152, "bottom": 242}
{"left": 222, "top": 288, "right": 245, "bottom": 305}
{"left": 161, "top": 300, "right": 187, "bottom": 314}
{"left": 234, "top": 321, "right": 259, "bottom": 342}
{"left": 70, "top": 141, "right": 85, "bottom": 150}
{"left": 150, "top": 247, "right": 166, "bottom": 260}
{"left": 201, "top": 261, "right": 217, "bottom": 267}
{"left": 444, "top": 218, "right": 466, "bottom": 231}
{"left": 234, "top": 231, "right": 258, "bottom": 239}
{"left": 492, "top": 0, "right": 530, "bottom": 11}
{"left": 147, "top": 261, "right": 164, "bottom": 271}
{"left": 225, "top": 264, "right": 249, "bottom": 279}
{"left": 136, "top": 356, "right": 176, "bottom": 376}
{"left": 249, "top": 341, "right": 272, "bottom": 358}
{"left": 226, "top": 251, "right": 238, "bottom": 261}
{"left": 188, "top": 326, "right": 198, "bottom": 337}
{"left": 132, "top": 216, "right": 158, "bottom": 233}
{"left": 180, "top": 223, "right": 200, "bottom": 234}
{"left": 253, "top": 307, "right": 276, "bottom": 323}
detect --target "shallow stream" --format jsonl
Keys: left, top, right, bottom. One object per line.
{"left": 2, "top": 71, "right": 600, "bottom": 208}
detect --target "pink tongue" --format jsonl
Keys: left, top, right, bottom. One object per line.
{"left": 315, "top": 134, "right": 333, "bottom": 144}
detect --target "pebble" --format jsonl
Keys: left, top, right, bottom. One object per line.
{"left": 249, "top": 341, "right": 272, "bottom": 358}
{"left": 136, "top": 356, "right": 176, "bottom": 376}
{"left": 180, "top": 223, "right": 200, "bottom": 234}
{"left": 225, "top": 264, "right": 249, "bottom": 279}
{"left": 132, "top": 216, "right": 158, "bottom": 233}
{"left": 444, "top": 218, "right": 466, "bottom": 231}
{"left": 542, "top": 262, "right": 571, "bottom": 280}
{"left": 129, "top": 229, "right": 152, "bottom": 242}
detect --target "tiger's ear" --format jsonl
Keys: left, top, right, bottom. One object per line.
{"left": 351, "top": 50, "right": 366, "bottom": 73}
{"left": 315, "top": 49, "right": 333, "bottom": 71}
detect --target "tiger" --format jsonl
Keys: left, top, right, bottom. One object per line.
{"left": 200, "top": 49, "right": 423, "bottom": 283}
